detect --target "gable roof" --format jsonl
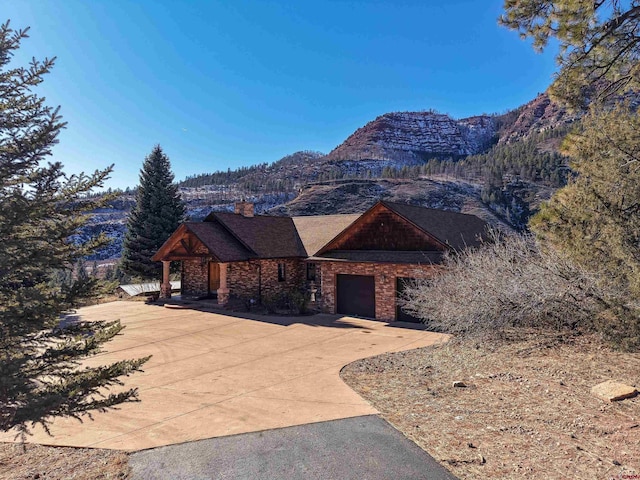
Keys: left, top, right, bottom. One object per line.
{"left": 207, "top": 212, "right": 307, "bottom": 259}
{"left": 185, "top": 222, "right": 254, "bottom": 261}
{"left": 154, "top": 202, "right": 489, "bottom": 264}
{"left": 382, "top": 201, "right": 488, "bottom": 250}
{"left": 151, "top": 222, "right": 254, "bottom": 262}
{"left": 292, "top": 213, "right": 360, "bottom": 256}
{"left": 316, "top": 201, "right": 489, "bottom": 259}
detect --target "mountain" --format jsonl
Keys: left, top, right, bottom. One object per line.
{"left": 324, "top": 111, "right": 497, "bottom": 164}
{"left": 85, "top": 91, "right": 578, "bottom": 261}
{"left": 497, "top": 92, "right": 577, "bottom": 144}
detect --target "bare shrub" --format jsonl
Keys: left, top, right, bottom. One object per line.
{"left": 400, "top": 232, "right": 639, "bottom": 347}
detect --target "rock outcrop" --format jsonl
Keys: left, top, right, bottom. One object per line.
{"left": 325, "top": 111, "right": 497, "bottom": 164}
{"left": 498, "top": 93, "right": 576, "bottom": 144}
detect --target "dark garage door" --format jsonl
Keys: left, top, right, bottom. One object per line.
{"left": 336, "top": 274, "right": 375, "bottom": 318}
{"left": 396, "top": 277, "right": 422, "bottom": 323}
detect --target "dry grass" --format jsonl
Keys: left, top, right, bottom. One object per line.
{"left": 0, "top": 443, "right": 129, "bottom": 480}
{"left": 341, "top": 331, "right": 640, "bottom": 480}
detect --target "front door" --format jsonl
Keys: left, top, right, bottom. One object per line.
{"left": 208, "top": 262, "right": 220, "bottom": 296}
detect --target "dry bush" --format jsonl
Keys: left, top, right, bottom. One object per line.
{"left": 400, "top": 232, "right": 639, "bottom": 348}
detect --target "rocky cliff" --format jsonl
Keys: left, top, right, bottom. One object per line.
{"left": 324, "top": 111, "right": 497, "bottom": 164}
{"left": 497, "top": 93, "right": 576, "bottom": 144}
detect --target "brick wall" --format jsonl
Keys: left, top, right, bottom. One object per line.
{"left": 226, "top": 258, "right": 305, "bottom": 302}
{"left": 181, "top": 256, "right": 436, "bottom": 320}
{"left": 227, "top": 261, "right": 259, "bottom": 299}
{"left": 258, "top": 258, "right": 305, "bottom": 299}
{"left": 319, "top": 261, "right": 440, "bottom": 321}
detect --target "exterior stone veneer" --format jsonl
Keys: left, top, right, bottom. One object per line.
{"left": 318, "top": 261, "right": 441, "bottom": 321}
{"left": 182, "top": 259, "right": 208, "bottom": 297}
{"left": 181, "top": 243, "right": 210, "bottom": 297}
{"left": 181, "top": 257, "right": 305, "bottom": 301}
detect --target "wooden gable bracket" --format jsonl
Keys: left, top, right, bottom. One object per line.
{"left": 152, "top": 224, "right": 218, "bottom": 262}
{"left": 180, "top": 238, "right": 193, "bottom": 255}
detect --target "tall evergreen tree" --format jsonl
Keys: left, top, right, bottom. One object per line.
{"left": 121, "top": 145, "right": 185, "bottom": 280}
{"left": 531, "top": 106, "right": 640, "bottom": 296}
{"left": 0, "top": 22, "right": 148, "bottom": 435}
{"left": 501, "top": 1, "right": 640, "bottom": 345}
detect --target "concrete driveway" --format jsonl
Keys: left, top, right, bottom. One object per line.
{"left": 1, "top": 301, "right": 447, "bottom": 451}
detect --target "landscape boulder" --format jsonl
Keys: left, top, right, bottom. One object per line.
{"left": 591, "top": 380, "right": 638, "bottom": 402}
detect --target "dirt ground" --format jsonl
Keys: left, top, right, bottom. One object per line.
{"left": 341, "top": 330, "right": 640, "bottom": 480}
{"left": 0, "top": 443, "right": 129, "bottom": 480}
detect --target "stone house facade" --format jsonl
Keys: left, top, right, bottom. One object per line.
{"left": 153, "top": 200, "right": 488, "bottom": 322}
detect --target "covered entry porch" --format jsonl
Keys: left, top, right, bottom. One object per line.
{"left": 158, "top": 258, "right": 230, "bottom": 304}
{"left": 152, "top": 221, "right": 253, "bottom": 304}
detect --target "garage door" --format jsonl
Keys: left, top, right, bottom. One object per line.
{"left": 396, "top": 277, "right": 422, "bottom": 323}
{"left": 336, "top": 274, "right": 375, "bottom": 318}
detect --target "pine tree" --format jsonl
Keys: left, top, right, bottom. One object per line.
{"left": 501, "top": 3, "right": 640, "bottom": 346}
{"left": 121, "top": 145, "right": 185, "bottom": 280}
{"left": 530, "top": 106, "right": 640, "bottom": 296}
{"left": 0, "top": 22, "right": 148, "bottom": 435}
{"left": 501, "top": 1, "right": 640, "bottom": 108}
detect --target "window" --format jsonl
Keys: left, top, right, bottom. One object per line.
{"left": 306, "top": 263, "right": 317, "bottom": 282}
{"left": 277, "top": 263, "right": 286, "bottom": 282}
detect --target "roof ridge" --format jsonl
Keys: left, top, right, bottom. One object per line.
{"left": 216, "top": 211, "right": 286, "bottom": 219}
{"left": 291, "top": 213, "right": 361, "bottom": 219}
{"left": 209, "top": 212, "right": 258, "bottom": 255}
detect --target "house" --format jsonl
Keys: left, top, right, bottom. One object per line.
{"left": 152, "top": 200, "right": 488, "bottom": 322}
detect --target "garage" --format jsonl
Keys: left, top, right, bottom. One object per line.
{"left": 336, "top": 274, "right": 375, "bottom": 318}
{"left": 396, "top": 277, "right": 422, "bottom": 323}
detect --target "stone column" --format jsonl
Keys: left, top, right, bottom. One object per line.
{"left": 217, "top": 262, "right": 230, "bottom": 305}
{"left": 160, "top": 261, "right": 172, "bottom": 299}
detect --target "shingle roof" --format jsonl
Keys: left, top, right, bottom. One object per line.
{"left": 382, "top": 201, "right": 489, "bottom": 250}
{"left": 185, "top": 222, "right": 254, "bottom": 262}
{"left": 292, "top": 214, "right": 360, "bottom": 256}
{"left": 209, "top": 212, "right": 307, "bottom": 259}
{"left": 156, "top": 202, "right": 489, "bottom": 264}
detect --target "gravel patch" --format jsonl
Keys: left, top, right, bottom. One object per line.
{"left": 0, "top": 443, "right": 129, "bottom": 479}
{"left": 341, "top": 331, "right": 640, "bottom": 480}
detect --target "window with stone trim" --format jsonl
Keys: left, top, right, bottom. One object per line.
{"left": 277, "top": 263, "right": 286, "bottom": 282}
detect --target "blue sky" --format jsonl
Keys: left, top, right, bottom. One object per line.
{"left": 5, "top": 0, "right": 558, "bottom": 190}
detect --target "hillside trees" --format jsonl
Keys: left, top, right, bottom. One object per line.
{"left": 0, "top": 22, "right": 148, "bottom": 435}
{"left": 501, "top": 0, "right": 640, "bottom": 108}
{"left": 121, "top": 145, "right": 185, "bottom": 280}
{"left": 531, "top": 106, "right": 640, "bottom": 296}
{"left": 504, "top": 1, "right": 640, "bottom": 298}
{"left": 400, "top": 2, "right": 640, "bottom": 348}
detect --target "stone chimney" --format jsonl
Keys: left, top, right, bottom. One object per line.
{"left": 234, "top": 201, "right": 254, "bottom": 217}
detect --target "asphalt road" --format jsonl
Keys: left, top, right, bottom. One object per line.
{"left": 129, "top": 415, "right": 457, "bottom": 480}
